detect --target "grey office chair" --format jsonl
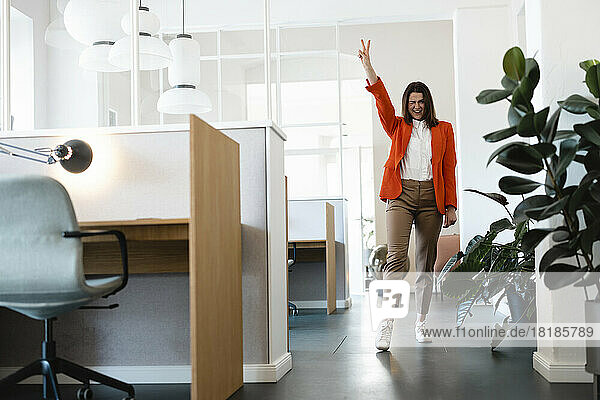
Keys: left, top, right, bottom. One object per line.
{"left": 0, "top": 175, "right": 135, "bottom": 400}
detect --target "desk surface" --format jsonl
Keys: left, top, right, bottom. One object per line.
{"left": 80, "top": 218, "right": 189, "bottom": 226}
{"left": 80, "top": 219, "right": 189, "bottom": 243}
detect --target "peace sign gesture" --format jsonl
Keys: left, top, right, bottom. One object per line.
{"left": 358, "top": 39, "right": 372, "bottom": 67}
{"left": 358, "top": 39, "right": 377, "bottom": 85}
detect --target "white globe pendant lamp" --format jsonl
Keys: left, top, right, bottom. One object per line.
{"left": 57, "top": 0, "right": 69, "bottom": 14}
{"left": 157, "top": 35, "right": 212, "bottom": 115}
{"left": 157, "top": 0, "right": 211, "bottom": 115}
{"left": 108, "top": 5, "right": 172, "bottom": 71}
{"left": 44, "top": 0, "right": 83, "bottom": 51}
{"left": 63, "top": 0, "right": 127, "bottom": 72}
{"left": 44, "top": 17, "right": 83, "bottom": 51}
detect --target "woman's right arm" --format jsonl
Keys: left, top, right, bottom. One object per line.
{"left": 359, "top": 39, "right": 399, "bottom": 136}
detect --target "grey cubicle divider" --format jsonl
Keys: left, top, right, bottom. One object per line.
{"left": 0, "top": 123, "right": 289, "bottom": 384}
{"left": 288, "top": 198, "right": 350, "bottom": 308}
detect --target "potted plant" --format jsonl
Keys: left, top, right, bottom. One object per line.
{"left": 438, "top": 189, "right": 536, "bottom": 349}
{"left": 474, "top": 47, "right": 600, "bottom": 381}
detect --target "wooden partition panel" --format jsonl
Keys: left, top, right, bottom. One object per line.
{"left": 325, "top": 202, "right": 336, "bottom": 315}
{"left": 189, "top": 116, "right": 242, "bottom": 399}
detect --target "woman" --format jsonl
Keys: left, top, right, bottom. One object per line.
{"left": 358, "top": 39, "right": 458, "bottom": 351}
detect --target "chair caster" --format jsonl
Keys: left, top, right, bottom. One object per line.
{"left": 122, "top": 397, "right": 135, "bottom": 400}
{"left": 76, "top": 386, "right": 94, "bottom": 400}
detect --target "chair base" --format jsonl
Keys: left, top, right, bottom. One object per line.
{"left": 0, "top": 357, "right": 135, "bottom": 400}
{"left": 288, "top": 301, "right": 299, "bottom": 316}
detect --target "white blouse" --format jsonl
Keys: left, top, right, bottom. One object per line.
{"left": 399, "top": 119, "right": 433, "bottom": 181}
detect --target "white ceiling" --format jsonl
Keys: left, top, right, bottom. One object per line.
{"left": 146, "top": 0, "right": 510, "bottom": 31}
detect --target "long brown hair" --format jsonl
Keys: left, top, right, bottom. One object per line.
{"left": 401, "top": 81, "right": 439, "bottom": 128}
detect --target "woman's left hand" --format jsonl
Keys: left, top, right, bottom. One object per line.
{"left": 444, "top": 207, "right": 457, "bottom": 228}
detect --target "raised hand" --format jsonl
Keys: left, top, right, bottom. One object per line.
{"left": 358, "top": 39, "right": 377, "bottom": 85}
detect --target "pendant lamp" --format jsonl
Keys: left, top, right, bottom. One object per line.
{"left": 108, "top": 4, "right": 172, "bottom": 71}
{"left": 63, "top": 0, "right": 127, "bottom": 72}
{"left": 45, "top": 17, "right": 83, "bottom": 51}
{"left": 157, "top": 0, "right": 212, "bottom": 115}
{"left": 44, "top": 0, "right": 84, "bottom": 51}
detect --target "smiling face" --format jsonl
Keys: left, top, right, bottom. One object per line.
{"left": 407, "top": 92, "right": 425, "bottom": 121}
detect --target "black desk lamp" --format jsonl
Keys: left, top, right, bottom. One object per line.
{"left": 0, "top": 139, "right": 93, "bottom": 173}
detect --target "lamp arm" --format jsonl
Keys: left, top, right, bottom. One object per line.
{"left": 0, "top": 140, "right": 51, "bottom": 158}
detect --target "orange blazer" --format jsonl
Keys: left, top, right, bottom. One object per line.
{"left": 366, "top": 78, "right": 458, "bottom": 215}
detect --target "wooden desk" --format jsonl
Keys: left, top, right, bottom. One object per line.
{"left": 80, "top": 218, "right": 190, "bottom": 275}
{"left": 288, "top": 202, "right": 336, "bottom": 315}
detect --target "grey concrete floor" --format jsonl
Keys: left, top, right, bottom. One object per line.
{"left": 4, "top": 294, "right": 594, "bottom": 399}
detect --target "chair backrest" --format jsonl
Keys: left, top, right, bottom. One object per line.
{"left": 0, "top": 175, "right": 84, "bottom": 294}
{"left": 434, "top": 234, "right": 461, "bottom": 274}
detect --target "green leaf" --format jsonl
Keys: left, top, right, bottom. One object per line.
{"left": 501, "top": 75, "right": 518, "bottom": 91}
{"left": 568, "top": 172, "right": 599, "bottom": 215}
{"left": 534, "top": 107, "right": 550, "bottom": 133}
{"left": 531, "top": 143, "right": 556, "bottom": 158}
{"left": 483, "top": 126, "right": 518, "bottom": 142}
{"left": 554, "top": 130, "right": 577, "bottom": 141}
{"left": 525, "top": 58, "right": 540, "bottom": 88}
{"left": 574, "top": 272, "right": 600, "bottom": 287}
{"left": 464, "top": 188, "right": 509, "bottom": 206}
{"left": 581, "top": 221, "right": 600, "bottom": 256}
{"left": 503, "top": 47, "right": 526, "bottom": 81}
{"left": 587, "top": 106, "right": 600, "bottom": 120}
{"left": 574, "top": 120, "right": 600, "bottom": 146}
{"left": 517, "top": 113, "right": 536, "bottom": 137}
{"left": 518, "top": 108, "right": 549, "bottom": 137}
{"left": 496, "top": 144, "right": 544, "bottom": 174}
{"left": 537, "top": 196, "right": 570, "bottom": 219}
{"left": 456, "top": 292, "right": 480, "bottom": 327}
{"left": 585, "top": 64, "right": 600, "bottom": 98}
{"left": 545, "top": 155, "right": 566, "bottom": 196}
{"left": 489, "top": 218, "right": 514, "bottom": 233}
{"left": 511, "top": 84, "right": 533, "bottom": 112}
{"left": 521, "top": 228, "right": 554, "bottom": 254}
{"left": 539, "top": 244, "right": 577, "bottom": 271}
{"left": 520, "top": 76, "right": 535, "bottom": 101}
{"left": 543, "top": 263, "right": 584, "bottom": 290}
{"left": 541, "top": 107, "right": 561, "bottom": 143}
{"left": 555, "top": 138, "right": 578, "bottom": 178}
{"left": 498, "top": 176, "right": 543, "bottom": 195}
{"left": 552, "top": 227, "right": 570, "bottom": 243}
{"left": 590, "top": 182, "right": 600, "bottom": 203}
{"left": 514, "top": 220, "right": 528, "bottom": 241}
{"left": 514, "top": 195, "right": 553, "bottom": 223}
{"left": 558, "top": 94, "right": 597, "bottom": 114}
{"left": 580, "top": 59, "right": 600, "bottom": 72}
{"left": 584, "top": 150, "right": 600, "bottom": 172}
{"left": 477, "top": 89, "right": 513, "bottom": 104}
{"left": 486, "top": 141, "right": 529, "bottom": 166}
{"left": 508, "top": 105, "right": 526, "bottom": 127}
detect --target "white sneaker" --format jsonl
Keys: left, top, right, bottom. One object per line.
{"left": 415, "top": 320, "right": 432, "bottom": 343}
{"left": 375, "top": 318, "right": 394, "bottom": 351}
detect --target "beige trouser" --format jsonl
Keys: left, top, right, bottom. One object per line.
{"left": 383, "top": 179, "right": 443, "bottom": 315}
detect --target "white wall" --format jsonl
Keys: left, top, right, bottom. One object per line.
{"left": 453, "top": 6, "right": 515, "bottom": 249}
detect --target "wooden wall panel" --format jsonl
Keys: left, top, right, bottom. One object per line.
{"left": 189, "top": 116, "right": 242, "bottom": 399}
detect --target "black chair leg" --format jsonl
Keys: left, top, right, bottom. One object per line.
{"left": 0, "top": 359, "right": 42, "bottom": 386}
{"left": 56, "top": 358, "right": 135, "bottom": 397}
{"left": 41, "top": 360, "right": 61, "bottom": 400}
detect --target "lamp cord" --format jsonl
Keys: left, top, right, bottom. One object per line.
{"left": 182, "top": 0, "right": 185, "bottom": 35}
